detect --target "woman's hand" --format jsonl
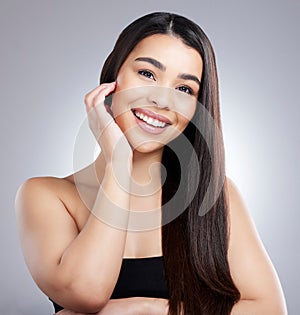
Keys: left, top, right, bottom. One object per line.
{"left": 55, "top": 297, "right": 169, "bottom": 315}
{"left": 84, "top": 82, "right": 132, "bottom": 164}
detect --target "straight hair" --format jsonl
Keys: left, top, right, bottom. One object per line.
{"left": 100, "top": 12, "right": 240, "bottom": 315}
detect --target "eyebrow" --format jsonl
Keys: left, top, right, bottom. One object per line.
{"left": 135, "top": 57, "right": 166, "bottom": 71}
{"left": 178, "top": 73, "right": 201, "bottom": 87}
{"left": 134, "top": 57, "right": 201, "bottom": 87}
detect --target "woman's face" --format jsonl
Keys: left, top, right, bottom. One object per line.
{"left": 111, "top": 34, "right": 203, "bottom": 153}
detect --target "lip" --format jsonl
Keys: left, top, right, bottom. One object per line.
{"left": 132, "top": 108, "right": 172, "bottom": 125}
{"left": 132, "top": 110, "right": 170, "bottom": 135}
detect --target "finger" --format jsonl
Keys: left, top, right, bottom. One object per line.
{"left": 85, "top": 83, "right": 115, "bottom": 113}
{"left": 87, "top": 83, "right": 117, "bottom": 129}
{"left": 85, "top": 82, "right": 116, "bottom": 112}
{"left": 92, "top": 82, "right": 116, "bottom": 108}
{"left": 104, "top": 103, "right": 114, "bottom": 117}
{"left": 86, "top": 98, "right": 115, "bottom": 139}
{"left": 84, "top": 82, "right": 115, "bottom": 104}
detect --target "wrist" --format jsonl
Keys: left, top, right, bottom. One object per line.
{"left": 126, "top": 297, "right": 149, "bottom": 315}
{"left": 138, "top": 298, "right": 169, "bottom": 315}
{"left": 105, "top": 156, "right": 133, "bottom": 175}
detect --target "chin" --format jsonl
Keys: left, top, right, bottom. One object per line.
{"left": 132, "top": 141, "right": 165, "bottom": 154}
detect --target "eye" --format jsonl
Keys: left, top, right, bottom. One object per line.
{"left": 138, "top": 70, "right": 156, "bottom": 80}
{"left": 177, "top": 85, "right": 194, "bottom": 95}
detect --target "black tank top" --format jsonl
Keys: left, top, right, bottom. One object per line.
{"left": 50, "top": 256, "right": 170, "bottom": 313}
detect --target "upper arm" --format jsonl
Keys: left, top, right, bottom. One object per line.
{"left": 226, "top": 177, "right": 286, "bottom": 311}
{"left": 15, "top": 177, "right": 79, "bottom": 294}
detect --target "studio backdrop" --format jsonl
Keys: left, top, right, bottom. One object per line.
{"left": 0, "top": 0, "right": 299, "bottom": 314}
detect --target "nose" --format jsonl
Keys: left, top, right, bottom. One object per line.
{"left": 148, "top": 86, "right": 173, "bottom": 110}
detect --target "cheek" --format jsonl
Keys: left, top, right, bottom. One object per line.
{"left": 172, "top": 90, "right": 197, "bottom": 117}
{"left": 115, "top": 73, "right": 125, "bottom": 92}
{"left": 114, "top": 111, "right": 133, "bottom": 134}
{"left": 174, "top": 101, "right": 197, "bottom": 126}
{"left": 178, "top": 115, "right": 192, "bottom": 131}
{"left": 115, "top": 70, "right": 139, "bottom": 92}
{"left": 115, "top": 67, "right": 129, "bottom": 92}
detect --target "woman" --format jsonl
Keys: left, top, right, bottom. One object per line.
{"left": 15, "top": 12, "right": 287, "bottom": 315}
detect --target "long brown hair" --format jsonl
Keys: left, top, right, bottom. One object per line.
{"left": 100, "top": 12, "right": 240, "bottom": 315}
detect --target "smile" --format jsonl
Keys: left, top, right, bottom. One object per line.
{"left": 134, "top": 111, "right": 166, "bottom": 128}
{"left": 132, "top": 108, "right": 172, "bottom": 135}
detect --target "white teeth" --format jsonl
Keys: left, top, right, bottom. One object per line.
{"left": 147, "top": 117, "right": 153, "bottom": 124}
{"left": 134, "top": 111, "right": 167, "bottom": 128}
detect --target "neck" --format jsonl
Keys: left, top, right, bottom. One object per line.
{"left": 126, "top": 148, "right": 164, "bottom": 198}
{"left": 132, "top": 148, "right": 163, "bottom": 184}
{"left": 93, "top": 148, "right": 164, "bottom": 190}
{"left": 92, "top": 149, "right": 164, "bottom": 230}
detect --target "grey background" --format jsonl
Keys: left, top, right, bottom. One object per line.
{"left": 1, "top": 0, "right": 299, "bottom": 314}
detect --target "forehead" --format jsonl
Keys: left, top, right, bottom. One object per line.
{"left": 125, "top": 34, "right": 203, "bottom": 75}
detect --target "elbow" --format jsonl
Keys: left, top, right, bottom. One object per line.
{"left": 69, "top": 284, "right": 110, "bottom": 313}
{"left": 69, "top": 274, "right": 113, "bottom": 312}
{"left": 51, "top": 279, "right": 111, "bottom": 313}
{"left": 71, "top": 292, "right": 108, "bottom": 314}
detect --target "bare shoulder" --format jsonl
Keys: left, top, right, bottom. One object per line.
{"left": 16, "top": 175, "right": 74, "bottom": 193}
{"left": 15, "top": 176, "right": 80, "bottom": 210}
{"left": 15, "top": 175, "right": 90, "bottom": 230}
{"left": 14, "top": 176, "right": 85, "bottom": 294}
{"left": 225, "top": 176, "right": 265, "bottom": 259}
{"left": 225, "top": 177, "right": 247, "bottom": 213}
{"left": 225, "top": 177, "right": 287, "bottom": 312}
{"left": 225, "top": 177, "right": 255, "bottom": 229}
